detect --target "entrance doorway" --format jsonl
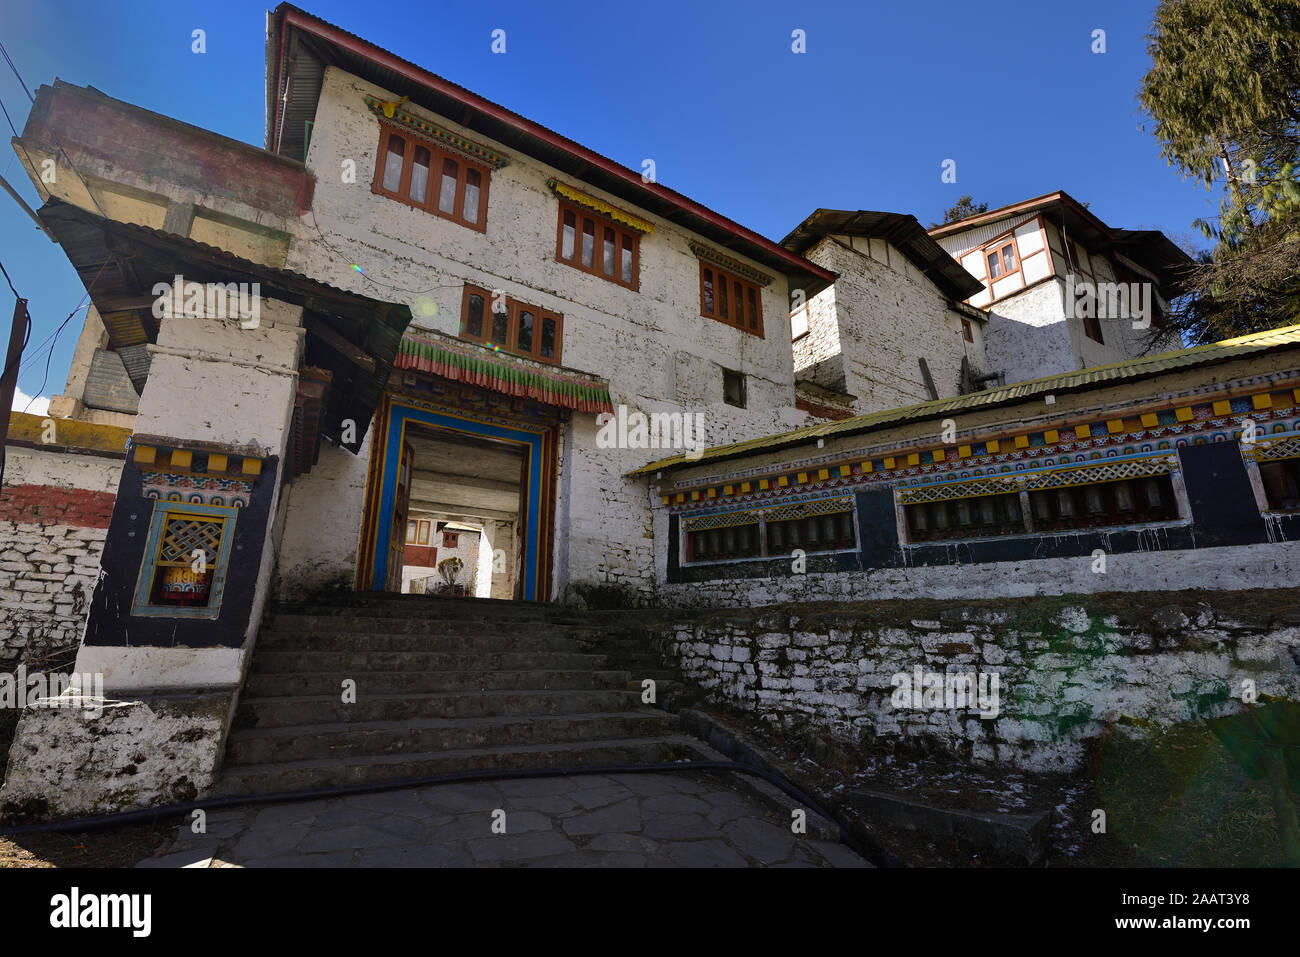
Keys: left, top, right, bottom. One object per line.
{"left": 358, "top": 396, "right": 558, "bottom": 601}
{"left": 396, "top": 427, "right": 525, "bottom": 599}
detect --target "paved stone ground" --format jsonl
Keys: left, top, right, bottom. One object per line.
{"left": 137, "top": 771, "right": 869, "bottom": 868}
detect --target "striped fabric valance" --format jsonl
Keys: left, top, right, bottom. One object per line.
{"left": 395, "top": 334, "right": 614, "bottom": 413}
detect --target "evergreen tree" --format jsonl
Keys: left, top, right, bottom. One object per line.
{"left": 1140, "top": 0, "right": 1300, "bottom": 343}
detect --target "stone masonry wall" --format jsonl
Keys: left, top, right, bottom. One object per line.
{"left": 0, "top": 447, "right": 119, "bottom": 669}
{"left": 648, "top": 593, "right": 1300, "bottom": 773}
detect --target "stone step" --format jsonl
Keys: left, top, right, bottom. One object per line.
{"left": 270, "top": 598, "right": 587, "bottom": 624}
{"left": 225, "top": 710, "right": 679, "bottom": 764}
{"left": 235, "top": 689, "right": 645, "bottom": 728}
{"left": 212, "top": 734, "right": 708, "bottom": 797}
{"left": 263, "top": 615, "right": 603, "bottom": 636}
{"left": 250, "top": 650, "right": 609, "bottom": 674}
{"left": 255, "top": 629, "right": 591, "bottom": 654}
{"left": 243, "top": 669, "right": 633, "bottom": 697}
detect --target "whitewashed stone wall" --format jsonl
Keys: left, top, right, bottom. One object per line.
{"left": 0, "top": 446, "right": 121, "bottom": 669}
{"left": 797, "top": 236, "right": 983, "bottom": 414}
{"left": 277, "top": 65, "right": 811, "bottom": 601}
{"left": 650, "top": 598, "right": 1300, "bottom": 771}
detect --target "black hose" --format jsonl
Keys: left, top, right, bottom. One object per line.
{"left": 0, "top": 759, "right": 887, "bottom": 865}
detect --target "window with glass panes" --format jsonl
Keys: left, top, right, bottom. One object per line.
{"left": 373, "top": 126, "right": 489, "bottom": 231}
{"left": 555, "top": 201, "right": 640, "bottom": 290}
{"left": 699, "top": 263, "right": 764, "bottom": 337}
{"left": 460, "top": 285, "right": 563, "bottom": 364}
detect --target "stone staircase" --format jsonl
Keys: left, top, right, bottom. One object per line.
{"left": 212, "top": 594, "right": 703, "bottom": 797}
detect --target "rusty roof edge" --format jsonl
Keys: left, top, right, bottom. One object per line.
{"left": 629, "top": 324, "right": 1300, "bottom": 477}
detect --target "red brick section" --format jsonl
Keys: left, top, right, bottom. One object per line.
{"left": 0, "top": 485, "right": 116, "bottom": 528}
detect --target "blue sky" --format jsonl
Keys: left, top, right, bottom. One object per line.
{"left": 0, "top": 0, "right": 1219, "bottom": 409}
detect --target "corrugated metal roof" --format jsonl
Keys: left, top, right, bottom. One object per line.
{"left": 630, "top": 324, "right": 1300, "bottom": 475}
{"left": 781, "top": 209, "right": 984, "bottom": 301}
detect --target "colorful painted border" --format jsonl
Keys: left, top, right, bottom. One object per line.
{"left": 364, "top": 95, "right": 510, "bottom": 169}
{"left": 359, "top": 395, "right": 556, "bottom": 601}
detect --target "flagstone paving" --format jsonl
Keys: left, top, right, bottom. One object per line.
{"left": 136, "top": 771, "right": 869, "bottom": 868}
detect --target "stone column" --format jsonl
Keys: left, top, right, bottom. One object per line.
{"left": 0, "top": 288, "right": 305, "bottom": 821}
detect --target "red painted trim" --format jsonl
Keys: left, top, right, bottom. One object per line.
{"left": 0, "top": 485, "right": 116, "bottom": 528}
{"left": 275, "top": 7, "right": 835, "bottom": 285}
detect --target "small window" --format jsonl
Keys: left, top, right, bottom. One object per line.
{"left": 461, "top": 285, "right": 563, "bottom": 364}
{"left": 1259, "top": 458, "right": 1300, "bottom": 512}
{"left": 406, "top": 519, "right": 431, "bottom": 545}
{"left": 961, "top": 318, "right": 973, "bottom": 342}
{"left": 1083, "top": 313, "right": 1105, "bottom": 345}
{"left": 987, "top": 241, "right": 1016, "bottom": 280}
{"left": 791, "top": 304, "right": 810, "bottom": 340}
{"left": 443, "top": 530, "right": 459, "bottom": 549}
{"left": 700, "top": 263, "right": 763, "bottom": 336}
{"left": 555, "top": 201, "right": 640, "bottom": 290}
{"left": 723, "top": 369, "right": 746, "bottom": 408}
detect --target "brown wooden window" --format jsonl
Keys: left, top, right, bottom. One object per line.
{"left": 373, "top": 126, "right": 489, "bottom": 231}
{"left": 961, "top": 318, "right": 974, "bottom": 342}
{"left": 1082, "top": 312, "right": 1105, "bottom": 345}
{"left": 986, "top": 241, "right": 1017, "bottom": 280}
{"left": 699, "top": 263, "right": 764, "bottom": 337}
{"left": 442, "top": 530, "right": 459, "bottom": 549}
{"left": 406, "top": 518, "right": 431, "bottom": 545}
{"left": 555, "top": 201, "right": 640, "bottom": 290}
{"left": 460, "top": 285, "right": 563, "bottom": 364}
{"left": 723, "top": 369, "right": 747, "bottom": 408}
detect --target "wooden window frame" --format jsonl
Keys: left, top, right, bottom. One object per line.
{"left": 554, "top": 200, "right": 641, "bottom": 291}
{"left": 372, "top": 125, "right": 490, "bottom": 233}
{"left": 984, "top": 239, "right": 1020, "bottom": 284}
{"left": 459, "top": 284, "right": 564, "bottom": 365}
{"left": 442, "top": 530, "right": 459, "bottom": 549}
{"left": 961, "top": 318, "right": 974, "bottom": 342}
{"left": 406, "top": 519, "right": 431, "bottom": 546}
{"left": 699, "top": 262, "right": 764, "bottom": 338}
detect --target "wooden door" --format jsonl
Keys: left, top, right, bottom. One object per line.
{"left": 386, "top": 440, "right": 414, "bottom": 592}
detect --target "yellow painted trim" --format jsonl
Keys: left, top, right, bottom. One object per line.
{"left": 5, "top": 412, "right": 130, "bottom": 455}
{"left": 985, "top": 440, "right": 999, "bottom": 454}
{"left": 724, "top": 484, "right": 734, "bottom": 495}
{"left": 208, "top": 453, "right": 228, "bottom": 472}
{"left": 675, "top": 493, "right": 685, "bottom": 504}
{"left": 758, "top": 479, "right": 768, "bottom": 490}
{"left": 1212, "top": 400, "right": 1232, "bottom": 416}
{"left": 778, "top": 475, "right": 789, "bottom": 487}
{"left": 906, "top": 452, "right": 919, "bottom": 466}
{"left": 883, "top": 456, "right": 895, "bottom": 469}
{"left": 171, "top": 449, "right": 193, "bottom": 469}
{"left": 551, "top": 181, "right": 656, "bottom": 234}
{"left": 817, "top": 468, "right": 829, "bottom": 481}
{"left": 1139, "top": 414, "right": 1158, "bottom": 428}
{"left": 241, "top": 458, "right": 262, "bottom": 476}
{"left": 1074, "top": 426, "right": 1090, "bottom": 440}
{"left": 742, "top": 481, "right": 752, "bottom": 492}
{"left": 1106, "top": 419, "right": 1124, "bottom": 433}
{"left": 1044, "top": 429, "right": 1059, "bottom": 444}
{"left": 1252, "top": 393, "right": 1273, "bottom": 410}
{"left": 690, "top": 490, "right": 700, "bottom": 501}
{"left": 134, "top": 445, "right": 156, "bottom": 465}
{"left": 860, "top": 461, "right": 872, "bottom": 473}
{"left": 706, "top": 487, "right": 716, "bottom": 498}
{"left": 797, "top": 472, "right": 808, "bottom": 484}
{"left": 661, "top": 495, "right": 670, "bottom": 505}
{"left": 933, "top": 449, "right": 945, "bottom": 462}
{"left": 958, "top": 445, "right": 971, "bottom": 458}
{"left": 1175, "top": 407, "right": 1193, "bottom": 422}
{"left": 839, "top": 465, "right": 850, "bottom": 477}
{"left": 1014, "top": 435, "right": 1029, "bottom": 448}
